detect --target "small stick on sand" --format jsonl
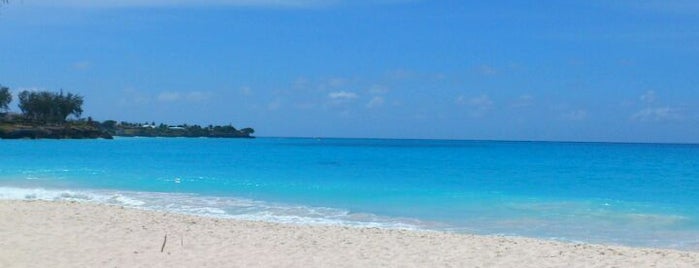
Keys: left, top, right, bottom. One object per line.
{"left": 161, "top": 234, "right": 167, "bottom": 253}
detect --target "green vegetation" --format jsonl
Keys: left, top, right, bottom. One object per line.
{"left": 0, "top": 85, "right": 255, "bottom": 139}
{"left": 0, "top": 85, "right": 11, "bottom": 113}
{"left": 17, "top": 90, "right": 83, "bottom": 123}
{"left": 103, "top": 122, "right": 255, "bottom": 138}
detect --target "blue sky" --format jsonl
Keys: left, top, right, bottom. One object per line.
{"left": 1, "top": 0, "right": 698, "bottom": 142}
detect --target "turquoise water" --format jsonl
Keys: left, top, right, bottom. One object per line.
{"left": 1, "top": 138, "right": 699, "bottom": 249}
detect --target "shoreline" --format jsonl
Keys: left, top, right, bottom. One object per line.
{"left": 0, "top": 118, "right": 254, "bottom": 139}
{"left": 1, "top": 200, "right": 697, "bottom": 267}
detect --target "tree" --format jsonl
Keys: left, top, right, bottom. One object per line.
{"left": 0, "top": 85, "right": 11, "bottom": 113}
{"left": 57, "top": 91, "right": 83, "bottom": 120}
{"left": 240, "top": 127, "right": 255, "bottom": 136}
{"left": 101, "top": 120, "right": 117, "bottom": 129}
{"left": 18, "top": 90, "right": 84, "bottom": 122}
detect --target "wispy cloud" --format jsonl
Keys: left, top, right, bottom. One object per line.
{"left": 512, "top": 94, "right": 534, "bottom": 108}
{"left": 368, "top": 84, "right": 389, "bottom": 95}
{"left": 118, "top": 88, "right": 151, "bottom": 106}
{"left": 366, "top": 96, "right": 384, "bottom": 108}
{"left": 639, "top": 90, "right": 656, "bottom": 104}
{"left": 157, "top": 92, "right": 181, "bottom": 102}
{"left": 186, "top": 91, "right": 211, "bottom": 101}
{"left": 562, "top": 109, "right": 588, "bottom": 121}
{"left": 23, "top": 0, "right": 334, "bottom": 8}
{"left": 456, "top": 94, "right": 493, "bottom": 117}
{"left": 72, "top": 61, "right": 91, "bottom": 71}
{"left": 314, "top": 77, "right": 352, "bottom": 93}
{"left": 157, "top": 91, "right": 211, "bottom": 102}
{"left": 476, "top": 64, "right": 498, "bottom": 76}
{"left": 632, "top": 90, "right": 683, "bottom": 122}
{"left": 328, "top": 91, "right": 358, "bottom": 100}
{"left": 326, "top": 90, "right": 359, "bottom": 110}
{"left": 22, "top": 0, "right": 415, "bottom": 8}
{"left": 267, "top": 98, "right": 282, "bottom": 111}
{"left": 632, "top": 107, "right": 682, "bottom": 122}
{"left": 385, "top": 69, "right": 416, "bottom": 81}
{"left": 326, "top": 78, "right": 348, "bottom": 88}
{"left": 610, "top": 0, "right": 699, "bottom": 14}
{"left": 239, "top": 86, "right": 253, "bottom": 96}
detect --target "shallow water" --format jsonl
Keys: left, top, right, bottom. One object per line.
{"left": 2, "top": 138, "right": 698, "bottom": 249}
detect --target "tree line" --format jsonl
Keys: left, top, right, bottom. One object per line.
{"left": 0, "top": 85, "right": 84, "bottom": 123}
{"left": 1, "top": 84, "right": 255, "bottom": 138}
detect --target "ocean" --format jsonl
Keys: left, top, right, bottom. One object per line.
{"left": 1, "top": 137, "right": 698, "bottom": 250}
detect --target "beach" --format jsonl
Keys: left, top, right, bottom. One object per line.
{"left": 0, "top": 200, "right": 697, "bottom": 267}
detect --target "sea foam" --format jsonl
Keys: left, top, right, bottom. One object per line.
{"left": 0, "top": 186, "right": 424, "bottom": 230}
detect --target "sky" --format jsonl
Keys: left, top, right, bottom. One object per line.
{"left": 1, "top": 0, "right": 698, "bottom": 142}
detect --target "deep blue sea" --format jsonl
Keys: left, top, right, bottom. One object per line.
{"left": 2, "top": 138, "right": 699, "bottom": 249}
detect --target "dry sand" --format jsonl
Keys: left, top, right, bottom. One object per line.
{"left": 0, "top": 200, "right": 697, "bottom": 267}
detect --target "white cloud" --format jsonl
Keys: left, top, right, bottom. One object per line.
{"left": 640, "top": 90, "right": 656, "bottom": 103}
{"left": 316, "top": 77, "right": 350, "bottom": 92}
{"left": 512, "top": 94, "right": 534, "bottom": 108}
{"left": 118, "top": 88, "right": 151, "bottom": 106}
{"left": 476, "top": 64, "right": 498, "bottom": 76}
{"left": 366, "top": 96, "right": 384, "bottom": 108}
{"left": 615, "top": 0, "right": 699, "bottom": 14}
{"left": 72, "top": 61, "right": 91, "bottom": 71}
{"left": 385, "top": 69, "right": 415, "bottom": 80}
{"left": 562, "top": 109, "right": 588, "bottom": 121}
{"left": 469, "top": 94, "right": 493, "bottom": 107}
{"left": 239, "top": 86, "right": 253, "bottom": 96}
{"left": 22, "top": 0, "right": 339, "bottom": 8}
{"left": 328, "top": 91, "right": 358, "bottom": 100}
{"left": 157, "top": 92, "right": 181, "bottom": 102}
{"left": 456, "top": 94, "right": 492, "bottom": 107}
{"left": 326, "top": 90, "right": 359, "bottom": 110}
{"left": 632, "top": 107, "right": 682, "bottom": 122}
{"left": 432, "top": 73, "right": 447, "bottom": 80}
{"left": 157, "top": 91, "right": 211, "bottom": 102}
{"left": 185, "top": 91, "right": 211, "bottom": 101}
{"left": 456, "top": 94, "right": 493, "bottom": 117}
{"left": 327, "top": 78, "right": 347, "bottom": 88}
{"left": 294, "top": 102, "right": 316, "bottom": 110}
{"left": 292, "top": 77, "right": 310, "bottom": 90}
{"left": 267, "top": 99, "right": 282, "bottom": 111}
{"left": 22, "top": 0, "right": 418, "bottom": 9}
{"left": 368, "top": 84, "right": 389, "bottom": 95}
{"left": 632, "top": 90, "right": 684, "bottom": 122}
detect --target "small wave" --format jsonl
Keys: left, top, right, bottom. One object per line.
{"left": 0, "top": 187, "right": 146, "bottom": 206}
{"left": 105, "top": 194, "right": 146, "bottom": 206}
{"left": 0, "top": 186, "right": 425, "bottom": 230}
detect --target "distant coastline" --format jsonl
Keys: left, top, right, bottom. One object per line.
{"left": 0, "top": 88, "right": 254, "bottom": 139}
{"left": 108, "top": 121, "right": 255, "bottom": 139}
{"left": 0, "top": 116, "right": 255, "bottom": 140}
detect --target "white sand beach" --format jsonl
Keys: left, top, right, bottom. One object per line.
{"left": 0, "top": 200, "right": 697, "bottom": 267}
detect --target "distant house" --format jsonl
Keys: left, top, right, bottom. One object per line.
{"left": 168, "top": 126, "right": 185, "bottom": 130}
